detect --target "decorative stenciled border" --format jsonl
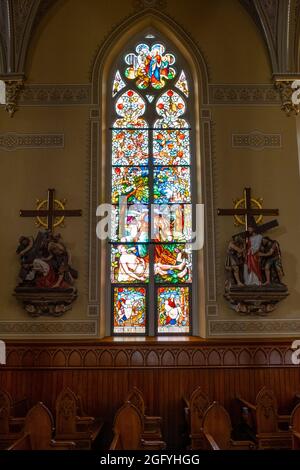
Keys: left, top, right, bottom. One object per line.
{"left": 0, "top": 83, "right": 282, "bottom": 107}
{"left": 232, "top": 130, "right": 281, "bottom": 150}
{"left": 0, "top": 321, "right": 97, "bottom": 336}
{"left": 0, "top": 133, "right": 64, "bottom": 151}
{"left": 209, "top": 319, "right": 300, "bottom": 336}
{"left": 18, "top": 84, "right": 91, "bottom": 105}
{"left": 209, "top": 84, "right": 280, "bottom": 105}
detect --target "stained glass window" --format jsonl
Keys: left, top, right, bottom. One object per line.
{"left": 110, "top": 35, "right": 193, "bottom": 335}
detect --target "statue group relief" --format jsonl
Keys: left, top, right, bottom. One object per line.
{"left": 219, "top": 188, "right": 288, "bottom": 315}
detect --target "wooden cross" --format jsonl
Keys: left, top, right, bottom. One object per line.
{"left": 20, "top": 188, "right": 82, "bottom": 233}
{"left": 217, "top": 187, "right": 279, "bottom": 233}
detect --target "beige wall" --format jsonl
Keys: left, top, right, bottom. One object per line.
{"left": 0, "top": 0, "right": 299, "bottom": 338}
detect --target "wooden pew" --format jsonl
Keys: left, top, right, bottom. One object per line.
{"left": 8, "top": 402, "right": 75, "bottom": 450}
{"left": 237, "top": 387, "right": 292, "bottom": 449}
{"left": 290, "top": 402, "right": 300, "bottom": 449}
{"left": 126, "top": 387, "right": 163, "bottom": 440}
{"left": 237, "top": 386, "right": 291, "bottom": 431}
{"left": 110, "top": 402, "right": 166, "bottom": 450}
{"left": 183, "top": 386, "right": 211, "bottom": 449}
{"left": 201, "top": 402, "right": 255, "bottom": 450}
{"left": 0, "top": 390, "right": 28, "bottom": 449}
{"left": 55, "top": 387, "right": 103, "bottom": 449}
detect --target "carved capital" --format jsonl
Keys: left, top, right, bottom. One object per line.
{"left": 273, "top": 75, "right": 300, "bottom": 116}
{"left": 0, "top": 75, "right": 25, "bottom": 117}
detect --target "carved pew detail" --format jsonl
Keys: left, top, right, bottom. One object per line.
{"left": 55, "top": 387, "right": 103, "bottom": 449}
{"left": 201, "top": 402, "right": 255, "bottom": 450}
{"left": 126, "top": 387, "right": 163, "bottom": 440}
{"left": 8, "top": 403, "right": 75, "bottom": 450}
{"left": 183, "top": 386, "right": 211, "bottom": 449}
{"left": 110, "top": 401, "right": 166, "bottom": 451}
{"left": 290, "top": 402, "right": 300, "bottom": 449}
{"left": 0, "top": 390, "right": 28, "bottom": 449}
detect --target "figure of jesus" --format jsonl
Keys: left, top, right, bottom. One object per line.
{"left": 117, "top": 246, "right": 147, "bottom": 282}
{"left": 243, "top": 225, "right": 263, "bottom": 286}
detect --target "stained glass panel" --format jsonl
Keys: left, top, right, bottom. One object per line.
{"left": 157, "top": 286, "right": 190, "bottom": 333}
{"left": 112, "top": 70, "right": 126, "bottom": 97}
{"left": 114, "top": 90, "right": 147, "bottom": 128}
{"left": 152, "top": 204, "right": 192, "bottom": 242}
{"left": 155, "top": 244, "right": 192, "bottom": 283}
{"left": 111, "top": 245, "right": 149, "bottom": 283}
{"left": 113, "top": 286, "right": 146, "bottom": 334}
{"left": 153, "top": 130, "right": 190, "bottom": 165}
{"left": 111, "top": 205, "right": 148, "bottom": 242}
{"left": 153, "top": 167, "right": 191, "bottom": 203}
{"left": 112, "top": 167, "right": 149, "bottom": 204}
{"left": 112, "top": 130, "right": 148, "bottom": 166}
{"left": 175, "top": 70, "right": 189, "bottom": 97}
{"left": 154, "top": 90, "right": 188, "bottom": 128}
{"left": 124, "top": 43, "right": 176, "bottom": 90}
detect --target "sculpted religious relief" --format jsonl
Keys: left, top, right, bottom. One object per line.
{"left": 218, "top": 188, "right": 288, "bottom": 315}
{"left": 14, "top": 189, "right": 81, "bottom": 316}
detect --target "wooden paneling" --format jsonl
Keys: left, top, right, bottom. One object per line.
{"left": 1, "top": 339, "right": 300, "bottom": 449}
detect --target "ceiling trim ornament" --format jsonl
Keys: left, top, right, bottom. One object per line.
{"left": 273, "top": 74, "right": 300, "bottom": 116}
{"left": 132, "top": 0, "right": 167, "bottom": 10}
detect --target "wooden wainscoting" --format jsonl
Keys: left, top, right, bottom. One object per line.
{"left": 1, "top": 338, "right": 300, "bottom": 449}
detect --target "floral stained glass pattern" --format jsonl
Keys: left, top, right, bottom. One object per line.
{"left": 112, "top": 130, "right": 148, "bottom": 166}
{"left": 153, "top": 130, "right": 190, "bottom": 165}
{"left": 112, "top": 70, "right": 126, "bottom": 97}
{"left": 125, "top": 43, "right": 176, "bottom": 90}
{"left": 154, "top": 167, "right": 191, "bottom": 203}
{"left": 111, "top": 245, "right": 149, "bottom": 283}
{"left": 113, "top": 287, "right": 146, "bottom": 334}
{"left": 175, "top": 70, "right": 189, "bottom": 97}
{"left": 154, "top": 90, "right": 188, "bottom": 129}
{"left": 157, "top": 286, "right": 190, "bottom": 333}
{"left": 114, "top": 90, "right": 147, "bottom": 128}
{"left": 152, "top": 204, "right": 192, "bottom": 242}
{"left": 155, "top": 244, "right": 192, "bottom": 283}
{"left": 111, "top": 205, "right": 148, "bottom": 242}
{"left": 112, "top": 167, "right": 149, "bottom": 204}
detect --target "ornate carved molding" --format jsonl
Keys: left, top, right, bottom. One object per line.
{"left": 3, "top": 340, "right": 297, "bottom": 369}
{"left": 210, "top": 319, "right": 300, "bottom": 335}
{"left": 1, "top": 75, "right": 24, "bottom": 116}
{"left": 19, "top": 84, "right": 91, "bottom": 106}
{"left": 274, "top": 76, "right": 300, "bottom": 116}
{"left": 232, "top": 130, "right": 281, "bottom": 150}
{"left": 0, "top": 133, "right": 64, "bottom": 151}
{"left": 0, "top": 321, "right": 97, "bottom": 336}
{"left": 209, "top": 84, "right": 280, "bottom": 105}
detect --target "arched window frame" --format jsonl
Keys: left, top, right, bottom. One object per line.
{"left": 108, "top": 30, "right": 197, "bottom": 336}
{"left": 90, "top": 13, "right": 214, "bottom": 339}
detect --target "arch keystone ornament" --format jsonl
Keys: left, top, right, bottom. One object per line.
{"left": 14, "top": 189, "right": 82, "bottom": 317}
{"left": 218, "top": 187, "right": 288, "bottom": 315}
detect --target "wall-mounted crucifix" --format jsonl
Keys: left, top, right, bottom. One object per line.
{"left": 20, "top": 188, "right": 82, "bottom": 232}
{"left": 217, "top": 187, "right": 279, "bottom": 234}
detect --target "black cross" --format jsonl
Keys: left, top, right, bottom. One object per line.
{"left": 217, "top": 187, "right": 279, "bottom": 234}
{"left": 20, "top": 188, "right": 82, "bottom": 233}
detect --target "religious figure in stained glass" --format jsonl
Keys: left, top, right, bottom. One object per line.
{"left": 125, "top": 43, "right": 176, "bottom": 89}
{"left": 157, "top": 286, "right": 190, "bottom": 333}
{"left": 113, "top": 286, "right": 146, "bottom": 334}
{"left": 110, "top": 36, "right": 193, "bottom": 335}
{"left": 111, "top": 244, "right": 149, "bottom": 283}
